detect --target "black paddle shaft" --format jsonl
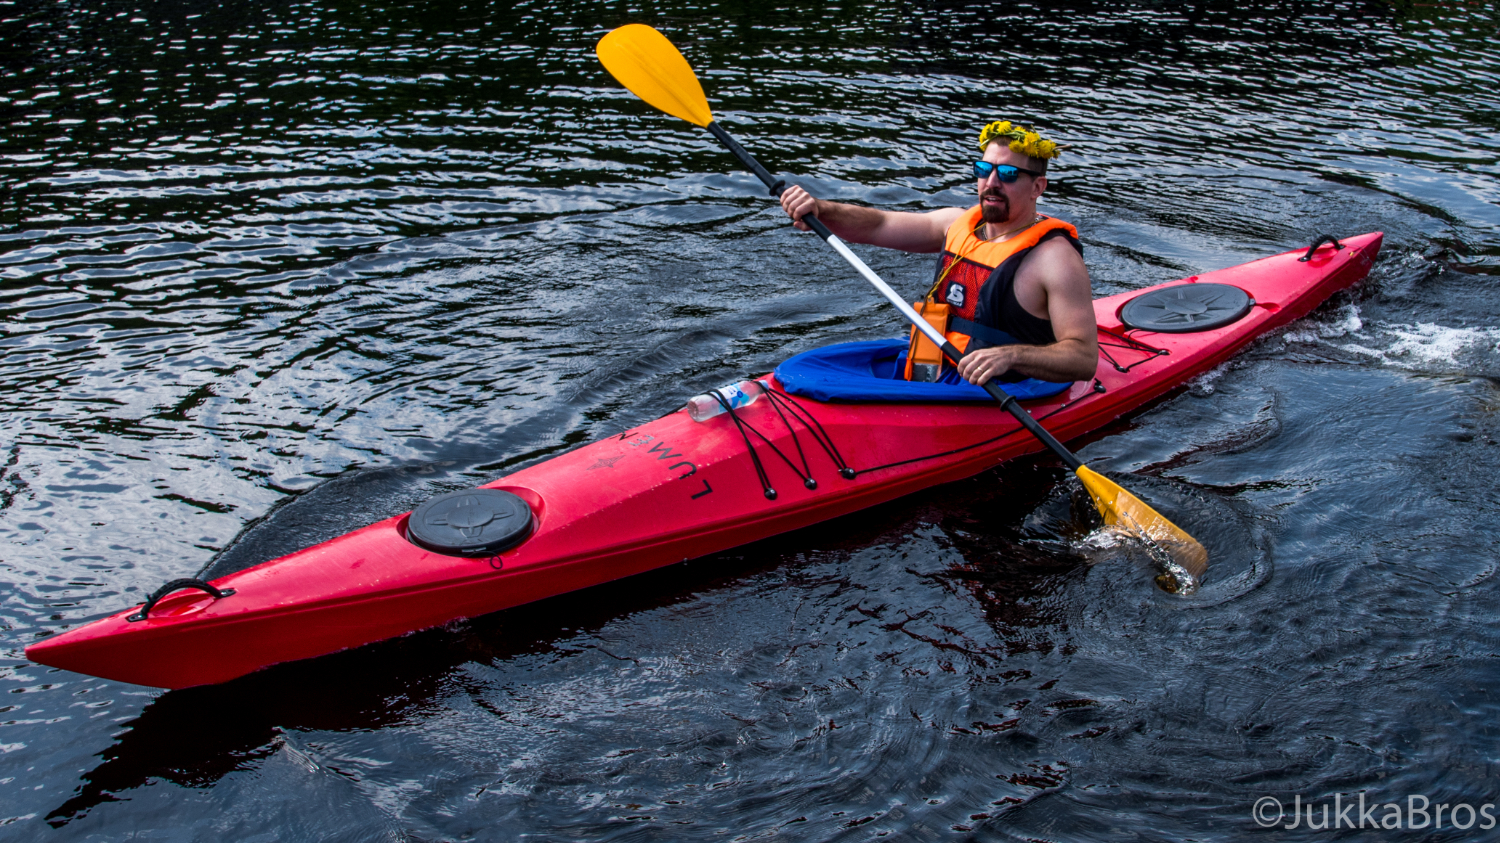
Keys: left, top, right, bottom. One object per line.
{"left": 704, "top": 120, "right": 1085, "bottom": 473}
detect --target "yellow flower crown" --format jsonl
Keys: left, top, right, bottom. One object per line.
{"left": 977, "top": 120, "right": 1063, "bottom": 160}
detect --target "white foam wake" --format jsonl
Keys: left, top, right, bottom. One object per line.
{"left": 1339, "top": 317, "right": 1500, "bottom": 371}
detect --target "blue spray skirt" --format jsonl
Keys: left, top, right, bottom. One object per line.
{"left": 772, "top": 339, "right": 1071, "bottom": 404}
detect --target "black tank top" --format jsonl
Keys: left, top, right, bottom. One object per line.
{"left": 969, "top": 228, "right": 1083, "bottom": 349}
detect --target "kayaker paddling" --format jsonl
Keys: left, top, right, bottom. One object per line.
{"left": 778, "top": 121, "right": 1098, "bottom": 387}
{"left": 23, "top": 28, "right": 1388, "bottom": 687}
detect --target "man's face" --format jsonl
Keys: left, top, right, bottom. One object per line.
{"left": 977, "top": 143, "right": 1046, "bottom": 225}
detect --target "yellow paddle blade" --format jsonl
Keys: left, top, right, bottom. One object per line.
{"left": 597, "top": 24, "right": 714, "bottom": 128}
{"left": 1076, "top": 465, "right": 1209, "bottom": 580}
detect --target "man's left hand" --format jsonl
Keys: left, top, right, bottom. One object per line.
{"left": 954, "top": 346, "right": 1018, "bottom": 386}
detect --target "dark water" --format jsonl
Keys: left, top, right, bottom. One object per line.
{"left": 4, "top": 0, "right": 1499, "bottom": 838}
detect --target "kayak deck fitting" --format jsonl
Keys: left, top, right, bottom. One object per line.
{"left": 26, "top": 233, "right": 1382, "bottom": 689}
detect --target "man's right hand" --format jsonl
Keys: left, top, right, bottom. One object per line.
{"left": 779, "top": 185, "right": 820, "bottom": 232}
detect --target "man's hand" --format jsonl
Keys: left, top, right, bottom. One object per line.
{"left": 779, "top": 185, "right": 819, "bottom": 232}
{"left": 954, "top": 345, "right": 1019, "bottom": 386}
{"left": 953, "top": 336, "right": 1097, "bottom": 385}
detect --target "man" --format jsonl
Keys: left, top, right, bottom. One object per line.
{"left": 778, "top": 121, "right": 1097, "bottom": 386}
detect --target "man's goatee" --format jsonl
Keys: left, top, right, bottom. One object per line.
{"left": 980, "top": 192, "right": 1010, "bottom": 224}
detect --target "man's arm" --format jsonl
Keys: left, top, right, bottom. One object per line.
{"left": 953, "top": 238, "right": 1099, "bottom": 384}
{"left": 779, "top": 185, "right": 960, "bottom": 254}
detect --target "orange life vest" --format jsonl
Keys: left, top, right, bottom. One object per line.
{"left": 904, "top": 207, "right": 1080, "bottom": 380}
{"left": 933, "top": 205, "right": 1079, "bottom": 328}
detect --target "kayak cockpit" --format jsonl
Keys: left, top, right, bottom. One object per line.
{"left": 773, "top": 339, "right": 1071, "bottom": 404}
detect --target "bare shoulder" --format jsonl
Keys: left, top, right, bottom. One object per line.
{"left": 909, "top": 206, "right": 965, "bottom": 252}
{"left": 865, "top": 205, "right": 965, "bottom": 253}
{"left": 1016, "top": 232, "right": 1095, "bottom": 336}
{"left": 1023, "top": 234, "right": 1090, "bottom": 293}
{"left": 1033, "top": 233, "right": 1089, "bottom": 272}
{"left": 926, "top": 206, "right": 965, "bottom": 232}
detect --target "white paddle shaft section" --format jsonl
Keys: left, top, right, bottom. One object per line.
{"left": 824, "top": 235, "right": 951, "bottom": 351}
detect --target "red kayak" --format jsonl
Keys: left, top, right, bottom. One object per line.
{"left": 26, "top": 233, "right": 1381, "bottom": 689}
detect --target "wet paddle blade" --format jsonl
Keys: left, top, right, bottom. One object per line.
{"left": 1076, "top": 465, "right": 1209, "bottom": 580}
{"left": 597, "top": 25, "right": 714, "bottom": 128}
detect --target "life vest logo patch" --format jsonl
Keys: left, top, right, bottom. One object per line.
{"left": 946, "top": 282, "right": 966, "bottom": 309}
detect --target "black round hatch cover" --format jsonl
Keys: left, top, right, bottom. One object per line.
{"left": 1120, "top": 283, "right": 1253, "bottom": 333}
{"left": 407, "top": 488, "right": 533, "bottom": 557}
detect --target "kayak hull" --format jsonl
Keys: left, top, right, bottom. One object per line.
{"left": 26, "top": 234, "right": 1382, "bottom": 688}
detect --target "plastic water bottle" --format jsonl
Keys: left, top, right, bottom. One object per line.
{"left": 686, "top": 379, "right": 765, "bottom": 422}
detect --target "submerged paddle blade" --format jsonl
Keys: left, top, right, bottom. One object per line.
{"left": 597, "top": 24, "right": 714, "bottom": 128}
{"left": 1076, "top": 465, "right": 1209, "bottom": 582}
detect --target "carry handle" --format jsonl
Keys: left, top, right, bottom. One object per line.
{"left": 1299, "top": 234, "right": 1345, "bottom": 262}
{"left": 127, "top": 578, "right": 236, "bottom": 622}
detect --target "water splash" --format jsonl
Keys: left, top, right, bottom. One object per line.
{"left": 1340, "top": 320, "right": 1500, "bottom": 371}
{"left": 1080, "top": 526, "right": 1202, "bottom": 595}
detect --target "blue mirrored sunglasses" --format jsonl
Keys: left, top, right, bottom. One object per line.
{"left": 973, "top": 161, "right": 1043, "bottom": 182}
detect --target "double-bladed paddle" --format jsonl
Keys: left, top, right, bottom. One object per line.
{"left": 596, "top": 24, "right": 1208, "bottom": 584}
